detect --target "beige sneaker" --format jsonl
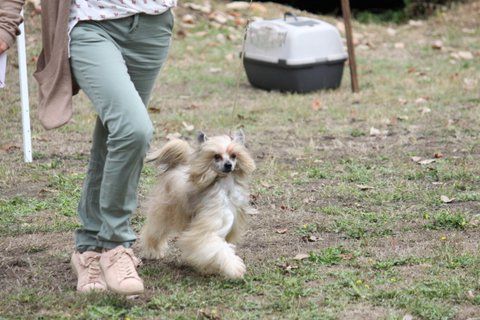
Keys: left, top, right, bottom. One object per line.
{"left": 71, "top": 251, "right": 107, "bottom": 292}
{"left": 100, "top": 246, "right": 144, "bottom": 295}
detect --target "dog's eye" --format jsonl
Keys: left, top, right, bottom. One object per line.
{"left": 214, "top": 154, "right": 223, "bottom": 161}
{"left": 230, "top": 153, "right": 237, "bottom": 160}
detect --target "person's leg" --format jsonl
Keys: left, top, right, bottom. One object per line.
{"left": 75, "top": 117, "right": 108, "bottom": 253}
{"left": 121, "top": 11, "right": 174, "bottom": 105}
{"left": 69, "top": 11, "right": 173, "bottom": 294}
{"left": 70, "top": 21, "right": 153, "bottom": 250}
{"left": 72, "top": 11, "right": 173, "bottom": 251}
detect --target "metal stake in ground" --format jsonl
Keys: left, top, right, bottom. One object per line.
{"left": 18, "top": 10, "right": 33, "bottom": 162}
{"left": 340, "top": 0, "right": 359, "bottom": 93}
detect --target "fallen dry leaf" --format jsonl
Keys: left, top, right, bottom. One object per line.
{"left": 181, "top": 14, "right": 196, "bottom": 24}
{"left": 336, "top": 21, "right": 345, "bottom": 34}
{"left": 356, "top": 184, "right": 374, "bottom": 190}
{"left": 408, "top": 20, "right": 424, "bottom": 27}
{"left": 209, "top": 11, "right": 228, "bottom": 24}
{"left": 188, "top": 103, "right": 201, "bottom": 110}
{"left": 176, "top": 29, "right": 188, "bottom": 38}
{"left": 148, "top": 106, "right": 161, "bottom": 113}
{"left": 458, "top": 51, "right": 474, "bottom": 60}
{"left": 311, "top": 99, "right": 322, "bottom": 111}
{"left": 433, "top": 153, "right": 443, "bottom": 159}
{"left": 233, "top": 17, "right": 247, "bottom": 26}
{"left": 166, "top": 132, "right": 182, "bottom": 140}
{"left": 340, "top": 253, "right": 354, "bottom": 260}
{"left": 352, "top": 32, "right": 364, "bottom": 46}
{"left": 463, "top": 78, "right": 477, "bottom": 91}
{"left": 182, "top": 122, "right": 194, "bottom": 132}
{"left": 226, "top": 1, "right": 250, "bottom": 10}
{"left": 431, "top": 40, "right": 443, "bottom": 50}
{"left": 209, "top": 67, "right": 222, "bottom": 73}
{"left": 184, "top": 2, "right": 211, "bottom": 14}
{"left": 440, "top": 195, "right": 455, "bottom": 203}
{"left": 32, "top": 136, "right": 48, "bottom": 142}
{"left": 293, "top": 253, "right": 309, "bottom": 261}
{"left": 451, "top": 51, "right": 474, "bottom": 60}
{"left": 38, "top": 188, "right": 55, "bottom": 195}
{"left": 447, "top": 118, "right": 456, "bottom": 127}
{"left": 386, "top": 27, "right": 396, "bottom": 36}
{"left": 198, "top": 308, "right": 221, "bottom": 320}
{"left": 467, "top": 290, "right": 475, "bottom": 300}
{"left": 1, "top": 144, "right": 20, "bottom": 153}
{"left": 421, "top": 107, "right": 431, "bottom": 115}
{"left": 250, "top": 3, "right": 267, "bottom": 13}
{"left": 260, "top": 181, "right": 271, "bottom": 188}
{"left": 369, "top": 127, "right": 387, "bottom": 136}
{"left": 415, "top": 97, "right": 428, "bottom": 105}
{"left": 369, "top": 127, "right": 381, "bottom": 136}
{"left": 277, "top": 262, "right": 299, "bottom": 273}
{"left": 302, "top": 235, "right": 320, "bottom": 242}
{"left": 387, "top": 116, "right": 398, "bottom": 126}
{"left": 418, "top": 158, "right": 436, "bottom": 165}
{"left": 303, "top": 196, "right": 315, "bottom": 204}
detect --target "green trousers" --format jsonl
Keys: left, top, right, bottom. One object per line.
{"left": 70, "top": 10, "right": 173, "bottom": 252}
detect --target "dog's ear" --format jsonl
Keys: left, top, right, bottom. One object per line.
{"left": 233, "top": 129, "right": 245, "bottom": 145}
{"left": 197, "top": 131, "right": 208, "bottom": 144}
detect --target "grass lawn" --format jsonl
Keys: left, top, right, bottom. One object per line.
{"left": 1, "top": 0, "right": 479, "bottom": 319}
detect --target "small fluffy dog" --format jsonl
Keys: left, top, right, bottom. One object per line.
{"left": 141, "top": 130, "right": 256, "bottom": 279}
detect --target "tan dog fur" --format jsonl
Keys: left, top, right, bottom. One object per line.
{"left": 141, "top": 131, "right": 255, "bottom": 278}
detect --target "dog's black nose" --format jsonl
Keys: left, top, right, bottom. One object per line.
{"left": 223, "top": 162, "right": 232, "bottom": 172}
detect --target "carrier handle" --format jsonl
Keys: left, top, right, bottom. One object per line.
{"left": 284, "top": 12, "right": 298, "bottom": 21}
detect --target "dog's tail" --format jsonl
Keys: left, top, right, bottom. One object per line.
{"left": 146, "top": 139, "right": 191, "bottom": 171}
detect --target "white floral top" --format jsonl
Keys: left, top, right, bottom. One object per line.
{"left": 68, "top": 0, "right": 177, "bottom": 34}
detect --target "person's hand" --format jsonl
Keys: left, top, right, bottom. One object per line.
{"left": 0, "top": 39, "right": 9, "bottom": 54}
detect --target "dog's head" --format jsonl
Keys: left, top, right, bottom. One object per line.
{"left": 189, "top": 130, "right": 256, "bottom": 187}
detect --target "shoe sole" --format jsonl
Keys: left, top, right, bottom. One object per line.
{"left": 106, "top": 286, "right": 144, "bottom": 295}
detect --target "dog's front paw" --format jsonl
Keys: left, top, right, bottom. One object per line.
{"left": 222, "top": 255, "right": 246, "bottom": 279}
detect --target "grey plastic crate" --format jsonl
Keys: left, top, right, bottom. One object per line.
{"left": 243, "top": 13, "right": 347, "bottom": 93}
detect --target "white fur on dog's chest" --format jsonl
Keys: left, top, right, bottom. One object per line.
{"left": 216, "top": 178, "right": 243, "bottom": 238}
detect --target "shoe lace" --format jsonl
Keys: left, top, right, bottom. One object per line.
{"left": 81, "top": 255, "right": 102, "bottom": 283}
{"left": 109, "top": 248, "right": 141, "bottom": 280}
